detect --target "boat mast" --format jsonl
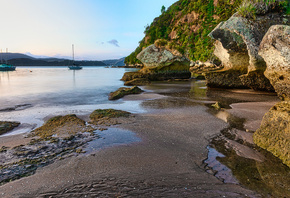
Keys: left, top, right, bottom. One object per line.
{"left": 6, "top": 48, "right": 8, "bottom": 64}
{"left": 72, "top": 44, "right": 74, "bottom": 63}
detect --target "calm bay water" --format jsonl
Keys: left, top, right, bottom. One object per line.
{"left": 0, "top": 66, "right": 142, "bottom": 135}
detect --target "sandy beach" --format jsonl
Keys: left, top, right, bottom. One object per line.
{"left": 0, "top": 82, "right": 283, "bottom": 197}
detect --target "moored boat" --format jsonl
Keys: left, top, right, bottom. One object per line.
{"left": 0, "top": 63, "right": 16, "bottom": 71}
{"left": 68, "top": 44, "right": 82, "bottom": 70}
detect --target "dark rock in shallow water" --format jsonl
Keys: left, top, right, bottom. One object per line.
{"left": 109, "top": 86, "right": 143, "bottom": 100}
{"left": 0, "top": 121, "right": 20, "bottom": 135}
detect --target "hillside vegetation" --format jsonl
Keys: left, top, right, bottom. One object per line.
{"left": 125, "top": 0, "right": 289, "bottom": 66}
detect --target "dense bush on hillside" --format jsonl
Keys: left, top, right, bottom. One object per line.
{"left": 125, "top": 0, "right": 289, "bottom": 66}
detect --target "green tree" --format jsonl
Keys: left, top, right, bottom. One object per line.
{"left": 161, "top": 5, "right": 166, "bottom": 13}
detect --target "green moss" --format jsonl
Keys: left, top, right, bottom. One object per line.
{"left": 89, "top": 109, "right": 131, "bottom": 121}
{"left": 32, "top": 114, "right": 87, "bottom": 139}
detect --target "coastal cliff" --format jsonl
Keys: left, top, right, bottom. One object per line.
{"left": 124, "top": 0, "right": 243, "bottom": 66}
{"left": 125, "top": 0, "right": 290, "bottom": 167}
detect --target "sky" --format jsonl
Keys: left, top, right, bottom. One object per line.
{"left": 0, "top": 0, "right": 177, "bottom": 60}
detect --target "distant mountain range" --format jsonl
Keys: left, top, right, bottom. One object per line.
{"left": 0, "top": 53, "right": 125, "bottom": 66}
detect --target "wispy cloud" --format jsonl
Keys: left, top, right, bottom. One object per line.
{"left": 107, "top": 39, "right": 120, "bottom": 47}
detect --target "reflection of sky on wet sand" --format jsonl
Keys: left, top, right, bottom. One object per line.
{"left": 85, "top": 128, "right": 141, "bottom": 154}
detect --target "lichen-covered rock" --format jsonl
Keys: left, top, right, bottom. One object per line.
{"left": 208, "top": 12, "right": 288, "bottom": 90}
{"left": 253, "top": 101, "right": 290, "bottom": 167}
{"left": 259, "top": 25, "right": 290, "bottom": 100}
{"left": 136, "top": 44, "right": 190, "bottom": 70}
{"left": 108, "top": 86, "right": 143, "bottom": 100}
{"left": 0, "top": 121, "right": 20, "bottom": 136}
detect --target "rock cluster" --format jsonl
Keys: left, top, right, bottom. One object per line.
{"left": 206, "top": 12, "right": 290, "bottom": 167}
{"left": 208, "top": 12, "right": 289, "bottom": 91}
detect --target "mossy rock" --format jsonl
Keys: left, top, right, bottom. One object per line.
{"left": 90, "top": 109, "right": 131, "bottom": 121}
{"left": 0, "top": 121, "right": 20, "bottom": 136}
{"left": 32, "top": 114, "right": 88, "bottom": 139}
{"left": 109, "top": 86, "right": 143, "bottom": 100}
{"left": 253, "top": 101, "right": 290, "bottom": 167}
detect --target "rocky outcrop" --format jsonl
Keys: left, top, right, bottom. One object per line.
{"left": 136, "top": 44, "right": 190, "bottom": 71}
{"left": 0, "top": 121, "right": 20, "bottom": 136}
{"left": 121, "top": 42, "right": 191, "bottom": 85}
{"left": 108, "top": 86, "right": 143, "bottom": 100}
{"left": 259, "top": 25, "right": 290, "bottom": 100}
{"left": 205, "top": 70, "right": 247, "bottom": 88}
{"left": 208, "top": 12, "right": 289, "bottom": 91}
{"left": 253, "top": 101, "right": 290, "bottom": 168}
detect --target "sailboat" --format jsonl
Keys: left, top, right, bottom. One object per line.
{"left": 68, "top": 44, "right": 82, "bottom": 70}
{"left": 0, "top": 49, "right": 16, "bottom": 71}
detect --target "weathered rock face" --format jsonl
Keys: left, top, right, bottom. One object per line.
{"left": 259, "top": 25, "right": 290, "bottom": 100}
{"left": 253, "top": 101, "right": 290, "bottom": 168}
{"left": 208, "top": 12, "right": 289, "bottom": 91}
{"left": 108, "top": 86, "right": 143, "bottom": 100}
{"left": 205, "top": 70, "right": 247, "bottom": 89}
{"left": 136, "top": 44, "right": 190, "bottom": 71}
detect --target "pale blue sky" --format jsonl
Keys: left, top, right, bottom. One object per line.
{"left": 0, "top": 0, "right": 177, "bottom": 60}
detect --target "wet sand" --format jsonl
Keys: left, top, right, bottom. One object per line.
{"left": 0, "top": 82, "right": 280, "bottom": 197}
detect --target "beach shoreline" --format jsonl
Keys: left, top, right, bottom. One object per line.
{"left": 0, "top": 81, "right": 283, "bottom": 197}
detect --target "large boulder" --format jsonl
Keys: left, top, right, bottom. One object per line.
{"left": 208, "top": 12, "right": 289, "bottom": 90}
{"left": 259, "top": 25, "right": 290, "bottom": 100}
{"left": 136, "top": 44, "right": 190, "bottom": 71}
{"left": 253, "top": 101, "right": 290, "bottom": 168}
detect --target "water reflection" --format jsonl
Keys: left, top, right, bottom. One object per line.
{"left": 142, "top": 80, "right": 278, "bottom": 109}
{"left": 85, "top": 128, "right": 141, "bottom": 154}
